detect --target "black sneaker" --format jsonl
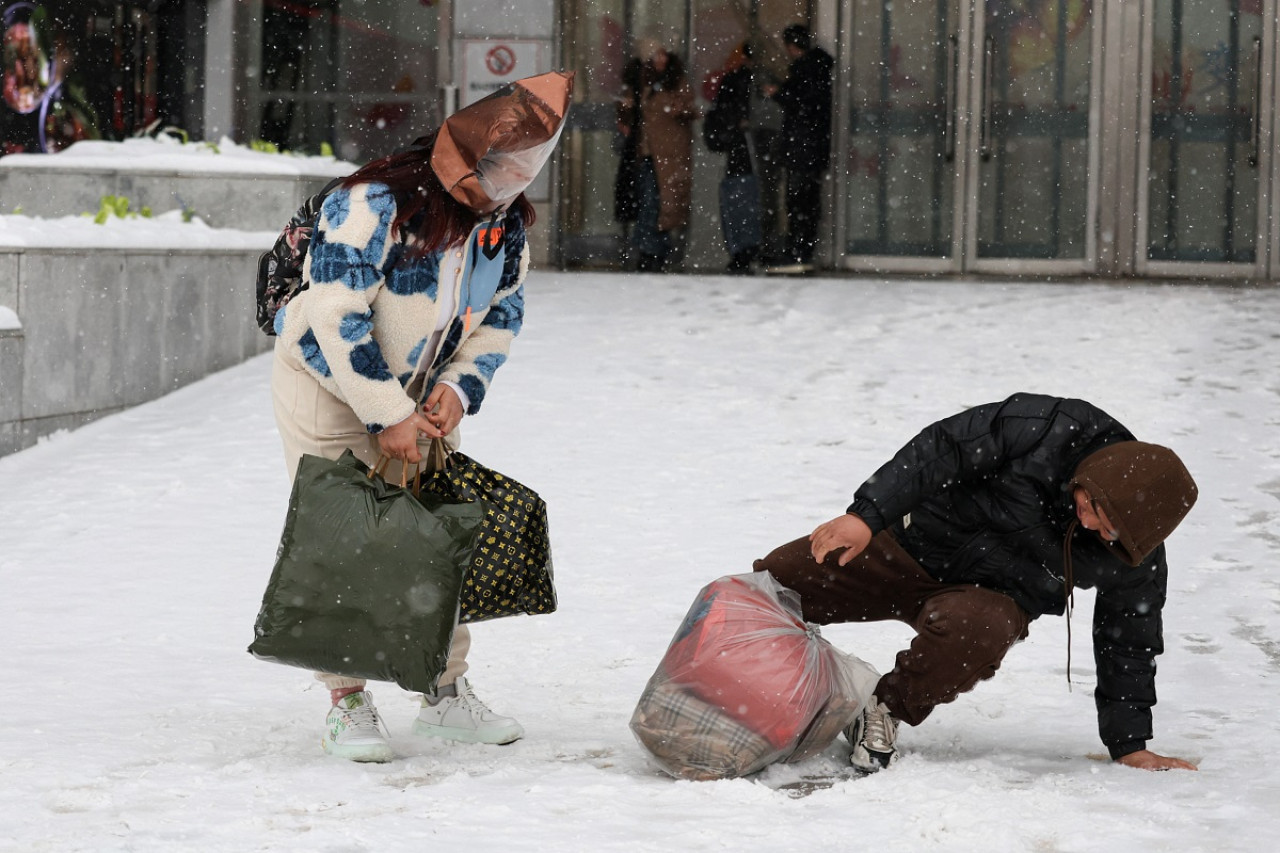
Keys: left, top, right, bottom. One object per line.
{"left": 845, "top": 695, "right": 900, "bottom": 772}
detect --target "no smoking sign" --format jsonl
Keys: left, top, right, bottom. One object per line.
{"left": 485, "top": 45, "right": 517, "bottom": 76}
{"left": 460, "top": 39, "right": 549, "bottom": 106}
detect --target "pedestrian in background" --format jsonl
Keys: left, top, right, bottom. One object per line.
{"left": 763, "top": 24, "right": 833, "bottom": 274}
{"left": 613, "top": 54, "right": 644, "bottom": 267}
{"left": 703, "top": 41, "right": 762, "bottom": 275}
{"left": 617, "top": 37, "right": 695, "bottom": 273}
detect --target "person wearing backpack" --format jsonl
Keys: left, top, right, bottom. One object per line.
{"left": 703, "top": 42, "right": 762, "bottom": 275}
{"left": 268, "top": 72, "right": 573, "bottom": 763}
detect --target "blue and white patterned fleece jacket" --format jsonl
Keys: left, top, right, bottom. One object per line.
{"left": 274, "top": 181, "right": 529, "bottom": 433}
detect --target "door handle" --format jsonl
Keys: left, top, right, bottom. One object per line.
{"left": 944, "top": 34, "right": 958, "bottom": 162}
{"left": 980, "top": 34, "right": 994, "bottom": 161}
{"left": 1249, "top": 35, "right": 1262, "bottom": 167}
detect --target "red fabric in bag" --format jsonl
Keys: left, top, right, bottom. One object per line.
{"left": 659, "top": 575, "right": 834, "bottom": 749}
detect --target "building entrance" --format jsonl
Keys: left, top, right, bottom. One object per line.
{"left": 556, "top": 0, "right": 811, "bottom": 269}
{"left": 837, "top": 0, "right": 1277, "bottom": 280}
{"left": 839, "top": 0, "right": 1095, "bottom": 275}
{"left": 553, "top": 0, "right": 1280, "bottom": 280}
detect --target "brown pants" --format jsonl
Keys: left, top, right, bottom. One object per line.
{"left": 753, "top": 531, "right": 1031, "bottom": 727}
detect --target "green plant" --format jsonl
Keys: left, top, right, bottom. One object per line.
{"left": 87, "top": 195, "right": 154, "bottom": 224}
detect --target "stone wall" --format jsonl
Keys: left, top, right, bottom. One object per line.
{"left": 0, "top": 245, "right": 270, "bottom": 456}
{"left": 0, "top": 163, "right": 339, "bottom": 232}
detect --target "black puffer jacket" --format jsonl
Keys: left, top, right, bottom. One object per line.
{"left": 848, "top": 393, "right": 1169, "bottom": 759}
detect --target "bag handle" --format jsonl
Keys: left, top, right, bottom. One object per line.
{"left": 425, "top": 438, "right": 453, "bottom": 473}
{"left": 371, "top": 454, "right": 424, "bottom": 496}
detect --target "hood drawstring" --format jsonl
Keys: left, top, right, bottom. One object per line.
{"left": 1062, "top": 518, "right": 1078, "bottom": 691}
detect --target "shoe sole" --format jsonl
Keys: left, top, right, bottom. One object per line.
{"left": 850, "top": 745, "right": 898, "bottom": 773}
{"left": 411, "top": 719, "right": 524, "bottom": 745}
{"left": 321, "top": 736, "right": 394, "bottom": 763}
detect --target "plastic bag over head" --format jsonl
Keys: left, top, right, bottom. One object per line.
{"left": 431, "top": 71, "right": 575, "bottom": 214}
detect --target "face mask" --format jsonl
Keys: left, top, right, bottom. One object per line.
{"left": 431, "top": 71, "right": 575, "bottom": 214}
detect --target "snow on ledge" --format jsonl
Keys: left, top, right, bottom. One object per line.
{"left": 0, "top": 211, "right": 276, "bottom": 250}
{"left": 0, "top": 137, "right": 358, "bottom": 178}
{"left": 0, "top": 306, "right": 20, "bottom": 330}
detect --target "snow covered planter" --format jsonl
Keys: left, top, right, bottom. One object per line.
{"left": 0, "top": 210, "right": 277, "bottom": 456}
{"left": 0, "top": 137, "right": 355, "bottom": 231}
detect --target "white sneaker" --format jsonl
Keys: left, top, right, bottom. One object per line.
{"left": 846, "top": 695, "right": 900, "bottom": 772}
{"left": 412, "top": 677, "right": 524, "bottom": 745}
{"left": 322, "top": 691, "right": 393, "bottom": 763}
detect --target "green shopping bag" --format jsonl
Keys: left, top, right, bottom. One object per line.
{"left": 249, "top": 450, "right": 485, "bottom": 693}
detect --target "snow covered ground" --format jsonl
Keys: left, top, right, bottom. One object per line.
{"left": 2, "top": 271, "right": 1278, "bottom": 852}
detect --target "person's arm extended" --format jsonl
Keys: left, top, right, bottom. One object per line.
{"left": 1093, "top": 546, "right": 1194, "bottom": 770}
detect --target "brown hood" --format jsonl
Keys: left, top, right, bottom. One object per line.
{"left": 431, "top": 71, "right": 574, "bottom": 214}
{"left": 1071, "top": 441, "right": 1198, "bottom": 566}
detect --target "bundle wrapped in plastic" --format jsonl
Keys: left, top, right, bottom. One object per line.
{"left": 630, "top": 571, "right": 880, "bottom": 781}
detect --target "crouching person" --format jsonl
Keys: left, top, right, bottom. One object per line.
{"left": 754, "top": 393, "right": 1199, "bottom": 773}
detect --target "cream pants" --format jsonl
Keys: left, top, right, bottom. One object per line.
{"left": 270, "top": 338, "right": 469, "bottom": 693}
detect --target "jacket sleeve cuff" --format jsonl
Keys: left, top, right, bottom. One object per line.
{"left": 1107, "top": 739, "right": 1147, "bottom": 761}
{"left": 362, "top": 395, "right": 418, "bottom": 435}
{"left": 846, "top": 498, "right": 886, "bottom": 536}
{"left": 437, "top": 380, "right": 470, "bottom": 414}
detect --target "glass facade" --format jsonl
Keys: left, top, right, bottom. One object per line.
{"left": 976, "top": 0, "right": 1092, "bottom": 260}
{"left": 255, "top": 0, "right": 441, "bottom": 163}
{"left": 6, "top": 0, "right": 1278, "bottom": 278}
{"left": 1148, "top": 0, "right": 1261, "bottom": 263}
{"left": 845, "top": 0, "right": 958, "bottom": 257}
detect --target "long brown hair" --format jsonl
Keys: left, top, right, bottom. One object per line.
{"left": 340, "top": 131, "right": 537, "bottom": 253}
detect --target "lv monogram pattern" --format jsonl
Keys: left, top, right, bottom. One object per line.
{"left": 423, "top": 452, "right": 556, "bottom": 623}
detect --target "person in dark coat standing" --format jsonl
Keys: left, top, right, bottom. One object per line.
{"left": 613, "top": 55, "right": 644, "bottom": 265}
{"left": 762, "top": 24, "right": 833, "bottom": 272}
{"left": 703, "top": 42, "right": 762, "bottom": 274}
{"left": 754, "top": 393, "right": 1200, "bottom": 773}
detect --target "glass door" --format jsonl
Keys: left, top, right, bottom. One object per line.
{"left": 557, "top": 0, "right": 630, "bottom": 266}
{"left": 968, "top": 0, "right": 1095, "bottom": 268}
{"left": 841, "top": 0, "right": 964, "bottom": 270}
{"left": 1141, "top": 0, "right": 1270, "bottom": 276}
{"left": 839, "top": 0, "right": 1097, "bottom": 274}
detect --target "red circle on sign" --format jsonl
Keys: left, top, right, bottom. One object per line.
{"left": 485, "top": 45, "right": 517, "bottom": 76}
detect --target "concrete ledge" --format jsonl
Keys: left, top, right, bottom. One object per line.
{"left": 0, "top": 328, "right": 22, "bottom": 455}
{"left": 0, "top": 244, "right": 271, "bottom": 457}
{"left": 0, "top": 251, "right": 16, "bottom": 308}
{"left": 0, "top": 138, "right": 356, "bottom": 231}
{"left": 0, "top": 167, "right": 343, "bottom": 232}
